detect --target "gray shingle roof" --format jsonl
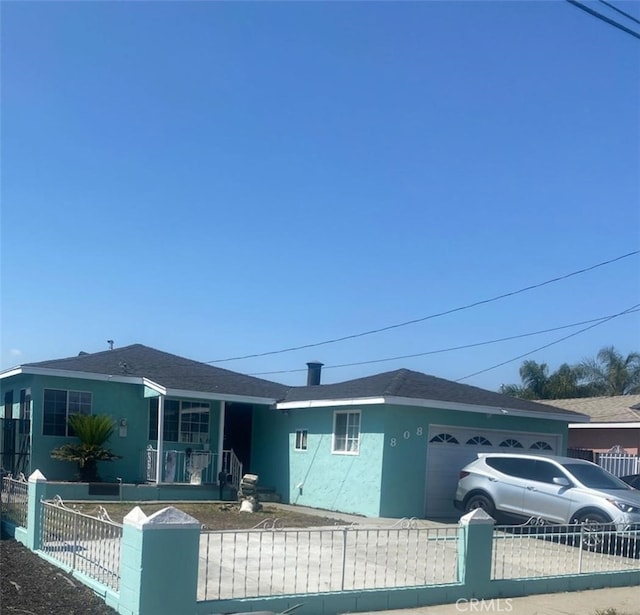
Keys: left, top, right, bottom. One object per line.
{"left": 20, "top": 346, "right": 586, "bottom": 420}
{"left": 24, "top": 344, "right": 288, "bottom": 400}
{"left": 538, "top": 395, "right": 640, "bottom": 422}
{"left": 281, "top": 368, "right": 586, "bottom": 418}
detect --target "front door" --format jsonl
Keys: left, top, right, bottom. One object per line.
{"left": 223, "top": 403, "right": 253, "bottom": 471}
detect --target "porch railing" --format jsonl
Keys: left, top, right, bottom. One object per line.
{"left": 141, "top": 447, "right": 217, "bottom": 484}
{"left": 40, "top": 496, "right": 123, "bottom": 591}
{"left": 222, "top": 449, "right": 243, "bottom": 493}
{"left": 0, "top": 473, "right": 29, "bottom": 528}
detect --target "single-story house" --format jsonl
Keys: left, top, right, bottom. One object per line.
{"left": 539, "top": 395, "right": 640, "bottom": 456}
{"left": 0, "top": 344, "right": 588, "bottom": 518}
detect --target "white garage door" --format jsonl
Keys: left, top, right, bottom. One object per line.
{"left": 424, "top": 425, "right": 560, "bottom": 519}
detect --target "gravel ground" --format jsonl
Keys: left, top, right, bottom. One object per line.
{"left": 1, "top": 536, "right": 117, "bottom": 615}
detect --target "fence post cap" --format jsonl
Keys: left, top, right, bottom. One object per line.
{"left": 124, "top": 505, "right": 201, "bottom": 530}
{"left": 459, "top": 508, "right": 495, "bottom": 526}
{"left": 28, "top": 469, "right": 47, "bottom": 483}
{"left": 145, "top": 506, "right": 201, "bottom": 529}
{"left": 123, "top": 505, "right": 148, "bottom": 529}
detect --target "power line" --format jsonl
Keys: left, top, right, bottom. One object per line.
{"left": 565, "top": 0, "right": 640, "bottom": 39}
{"left": 598, "top": 0, "right": 640, "bottom": 27}
{"left": 248, "top": 307, "right": 640, "bottom": 376}
{"left": 208, "top": 250, "right": 639, "bottom": 363}
{"left": 455, "top": 303, "right": 640, "bottom": 382}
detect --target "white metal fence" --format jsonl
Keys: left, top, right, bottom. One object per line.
{"left": 198, "top": 520, "right": 459, "bottom": 600}
{"left": 40, "top": 496, "right": 123, "bottom": 591}
{"left": 0, "top": 473, "right": 29, "bottom": 528}
{"left": 597, "top": 453, "right": 640, "bottom": 478}
{"left": 492, "top": 522, "right": 640, "bottom": 580}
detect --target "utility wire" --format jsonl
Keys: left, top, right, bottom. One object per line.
{"left": 598, "top": 0, "right": 640, "bottom": 27}
{"left": 455, "top": 303, "right": 640, "bottom": 382}
{"left": 565, "top": 0, "right": 640, "bottom": 39}
{"left": 248, "top": 307, "right": 640, "bottom": 376}
{"left": 208, "top": 250, "right": 639, "bottom": 363}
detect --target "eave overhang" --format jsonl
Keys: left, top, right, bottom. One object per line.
{"left": 1, "top": 366, "right": 278, "bottom": 405}
{"left": 276, "top": 394, "right": 589, "bottom": 423}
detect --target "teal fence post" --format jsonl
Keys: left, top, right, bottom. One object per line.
{"left": 119, "top": 506, "right": 201, "bottom": 615}
{"left": 26, "top": 469, "right": 47, "bottom": 551}
{"left": 457, "top": 508, "right": 496, "bottom": 596}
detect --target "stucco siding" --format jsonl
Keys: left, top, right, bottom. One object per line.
{"left": 250, "top": 405, "right": 291, "bottom": 497}
{"left": 284, "top": 406, "right": 385, "bottom": 517}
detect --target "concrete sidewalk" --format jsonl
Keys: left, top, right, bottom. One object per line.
{"left": 355, "top": 586, "right": 640, "bottom": 615}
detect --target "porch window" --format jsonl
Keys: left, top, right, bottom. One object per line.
{"left": 148, "top": 398, "right": 209, "bottom": 443}
{"left": 179, "top": 401, "right": 210, "bottom": 444}
{"left": 295, "top": 429, "right": 308, "bottom": 451}
{"left": 19, "top": 389, "right": 31, "bottom": 434}
{"left": 43, "top": 389, "right": 92, "bottom": 436}
{"left": 333, "top": 411, "right": 360, "bottom": 454}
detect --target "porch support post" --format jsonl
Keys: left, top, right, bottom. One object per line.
{"left": 155, "top": 395, "right": 165, "bottom": 485}
{"left": 217, "top": 400, "right": 225, "bottom": 477}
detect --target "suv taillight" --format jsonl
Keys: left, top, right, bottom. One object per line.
{"left": 459, "top": 470, "right": 470, "bottom": 480}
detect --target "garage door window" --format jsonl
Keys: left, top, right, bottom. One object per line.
{"left": 466, "top": 436, "right": 492, "bottom": 446}
{"left": 333, "top": 411, "right": 360, "bottom": 454}
{"left": 430, "top": 433, "right": 459, "bottom": 444}
{"left": 499, "top": 438, "right": 523, "bottom": 448}
{"left": 530, "top": 441, "right": 553, "bottom": 450}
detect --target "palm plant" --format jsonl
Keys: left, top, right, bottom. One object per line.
{"left": 51, "top": 414, "right": 120, "bottom": 482}
{"left": 580, "top": 346, "right": 640, "bottom": 396}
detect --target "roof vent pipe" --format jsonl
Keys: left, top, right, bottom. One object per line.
{"left": 306, "top": 361, "right": 324, "bottom": 386}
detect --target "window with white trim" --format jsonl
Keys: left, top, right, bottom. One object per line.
{"left": 295, "top": 429, "right": 308, "bottom": 451}
{"left": 148, "top": 398, "right": 210, "bottom": 443}
{"left": 43, "top": 389, "right": 92, "bottom": 436}
{"left": 333, "top": 411, "right": 360, "bottom": 454}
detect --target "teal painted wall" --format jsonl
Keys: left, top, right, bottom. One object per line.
{"left": 251, "top": 405, "right": 290, "bottom": 496}
{"left": 1, "top": 374, "right": 221, "bottom": 483}
{"left": 283, "top": 406, "right": 386, "bottom": 517}
{"left": 378, "top": 405, "right": 569, "bottom": 518}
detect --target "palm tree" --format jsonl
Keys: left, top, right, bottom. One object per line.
{"left": 51, "top": 414, "right": 120, "bottom": 482}
{"left": 580, "top": 346, "right": 640, "bottom": 396}
{"left": 502, "top": 361, "right": 591, "bottom": 399}
{"left": 518, "top": 360, "right": 552, "bottom": 399}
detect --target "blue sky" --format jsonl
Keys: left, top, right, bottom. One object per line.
{"left": 2, "top": 1, "right": 639, "bottom": 391}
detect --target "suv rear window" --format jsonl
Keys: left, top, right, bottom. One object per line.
{"left": 487, "top": 457, "right": 567, "bottom": 484}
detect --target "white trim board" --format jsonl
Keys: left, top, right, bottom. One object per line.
{"left": 277, "top": 395, "right": 588, "bottom": 423}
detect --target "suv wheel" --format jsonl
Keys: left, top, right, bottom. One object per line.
{"left": 573, "top": 512, "right": 612, "bottom": 551}
{"left": 464, "top": 493, "right": 495, "bottom": 516}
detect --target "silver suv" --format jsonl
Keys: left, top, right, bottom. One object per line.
{"left": 454, "top": 453, "right": 640, "bottom": 531}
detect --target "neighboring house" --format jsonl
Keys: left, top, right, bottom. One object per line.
{"left": 539, "top": 395, "right": 640, "bottom": 456}
{"left": 0, "top": 344, "right": 587, "bottom": 519}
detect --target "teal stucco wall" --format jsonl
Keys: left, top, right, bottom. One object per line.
{"left": 250, "top": 405, "right": 291, "bottom": 497}
{"left": 282, "top": 405, "right": 385, "bottom": 517}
